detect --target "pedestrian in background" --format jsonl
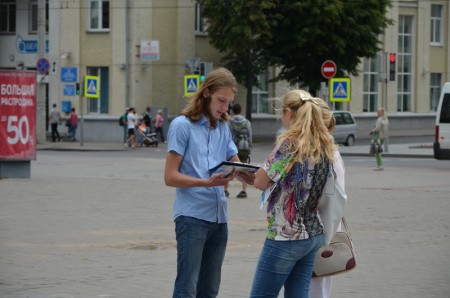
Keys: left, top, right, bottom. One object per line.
{"left": 67, "top": 108, "right": 78, "bottom": 142}
{"left": 125, "top": 107, "right": 136, "bottom": 148}
{"left": 155, "top": 109, "right": 166, "bottom": 143}
{"left": 224, "top": 103, "right": 252, "bottom": 198}
{"left": 250, "top": 90, "right": 341, "bottom": 298}
{"left": 369, "top": 107, "right": 389, "bottom": 171}
{"left": 164, "top": 67, "right": 254, "bottom": 298}
{"left": 143, "top": 106, "right": 153, "bottom": 132}
{"left": 120, "top": 108, "right": 129, "bottom": 143}
{"left": 49, "top": 103, "right": 61, "bottom": 142}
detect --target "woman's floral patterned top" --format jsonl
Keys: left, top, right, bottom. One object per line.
{"left": 262, "top": 141, "right": 330, "bottom": 241}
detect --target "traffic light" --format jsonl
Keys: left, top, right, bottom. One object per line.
{"left": 75, "top": 83, "right": 81, "bottom": 95}
{"left": 199, "top": 62, "right": 206, "bottom": 83}
{"left": 389, "top": 53, "right": 396, "bottom": 81}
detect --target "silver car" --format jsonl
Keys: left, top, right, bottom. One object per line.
{"left": 332, "top": 111, "right": 357, "bottom": 146}
{"left": 276, "top": 111, "right": 357, "bottom": 147}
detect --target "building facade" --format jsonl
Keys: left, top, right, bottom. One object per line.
{"left": 0, "top": 0, "right": 448, "bottom": 141}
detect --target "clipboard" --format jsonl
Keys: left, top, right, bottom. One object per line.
{"left": 209, "top": 161, "right": 260, "bottom": 176}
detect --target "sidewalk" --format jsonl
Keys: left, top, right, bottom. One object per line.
{"left": 338, "top": 141, "right": 433, "bottom": 158}
{"left": 37, "top": 139, "right": 435, "bottom": 158}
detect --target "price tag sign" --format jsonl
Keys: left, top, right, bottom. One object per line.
{"left": 0, "top": 71, "right": 37, "bottom": 160}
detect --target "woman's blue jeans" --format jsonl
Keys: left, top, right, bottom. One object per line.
{"left": 250, "top": 234, "right": 324, "bottom": 298}
{"left": 173, "top": 216, "right": 228, "bottom": 298}
{"left": 68, "top": 125, "right": 77, "bottom": 140}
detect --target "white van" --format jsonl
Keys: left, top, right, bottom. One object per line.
{"left": 433, "top": 82, "right": 450, "bottom": 160}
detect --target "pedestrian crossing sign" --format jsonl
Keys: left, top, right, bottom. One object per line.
{"left": 184, "top": 75, "right": 200, "bottom": 97}
{"left": 330, "top": 78, "right": 351, "bottom": 102}
{"left": 84, "top": 75, "right": 100, "bottom": 98}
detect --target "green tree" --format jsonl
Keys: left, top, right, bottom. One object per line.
{"left": 267, "top": 0, "right": 393, "bottom": 92}
{"left": 198, "top": 0, "right": 278, "bottom": 121}
{"left": 200, "top": 0, "right": 392, "bottom": 114}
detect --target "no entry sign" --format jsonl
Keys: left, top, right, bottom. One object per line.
{"left": 321, "top": 60, "right": 337, "bottom": 79}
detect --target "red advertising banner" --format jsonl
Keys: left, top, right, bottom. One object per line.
{"left": 0, "top": 70, "right": 37, "bottom": 160}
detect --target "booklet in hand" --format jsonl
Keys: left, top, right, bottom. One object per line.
{"left": 209, "top": 161, "right": 260, "bottom": 177}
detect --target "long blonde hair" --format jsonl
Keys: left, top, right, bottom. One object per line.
{"left": 277, "top": 90, "right": 337, "bottom": 163}
{"left": 181, "top": 67, "right": 237, "bottom": 128}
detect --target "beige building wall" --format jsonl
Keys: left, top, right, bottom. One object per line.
{"left": 45, "top": 0, "right": 449, "bottom": 119}
{"left": 343, "top": 0, "right": 449, "bottom": 115}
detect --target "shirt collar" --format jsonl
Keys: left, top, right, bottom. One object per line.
{"left": 199, "top": 115, "right": 212, "bottom": 128}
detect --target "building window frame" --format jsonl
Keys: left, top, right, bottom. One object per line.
{"left": 86, "top": 67, "right": 109, "bottom": 114}
{"left": 362, "top": 55, "right": 381, "bottom": 112}
{"left": 430, "top": 4, "right": 443, "bottom": 46}
{"left": 0, "top": 0, "right": 16, "bottom": 34}
{"left": 88, "top": 0, "right": 110, "bottom": 32}
{"left": 430, "top": 73, "right": 442, "bottom": 112}
{"left": 30, "top": 0, "right": 49, "bottom": 34}
{"left": 195, "top": 3, "right": 207, "bottom": 34}
{"left": 252, "top": 72, "right": 270, "bottom": 114}
{"left": 397, "top": 15, "right": 414, "bottom": 112}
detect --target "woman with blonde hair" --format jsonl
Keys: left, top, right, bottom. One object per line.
{"left": 369, "top": 107, "right": 389, "bottom": 170}
{"left": 250, "top": 90, "right": 345, "bottom": 298}
{"left": 164, "top": 67, "right": 254, "bottom": 298}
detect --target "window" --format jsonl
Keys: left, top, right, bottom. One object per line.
{"left": 439, "top": 94, "right": 450, "bottom": 123}
{"left": 86, "top": 67, "right": 109, "bottom": 114}
{"left": 252, "top": 72, "right": 270, "bottom": 114}
{"left": 0, "top": 0, "right": 16, "bottom": 34}
{"left": 195, "top": 3, "right": 207, "bottom": 33}
{"left": 397, "top": 15, "right": 413, "bottom": 112}
{"left": 430, "top": 73, "right": 442, "bottom": 112}
{"left": 30, "top": 0, "right": 49, "bottom": 34}
{"left": 431, "top": 5, "right": 443, "bottom": 45}
{"left": 89, "top": 0, "right": 110, "bottom": 31}
{"left": 341, "top": 112, "right": 355, "bottom": 125}
{"left": 362, "top": 55, "right": 380, "bottom": 112}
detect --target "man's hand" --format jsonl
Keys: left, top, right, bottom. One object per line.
{"left": 208, "top": 172, "right": 237, "bottom": 186}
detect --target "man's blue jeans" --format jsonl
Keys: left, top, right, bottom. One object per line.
{"left": 250, "top": 234, "right": 324, "bottom": 298}
{"left": 173, "top": 216, "right": 228, "bottom": 298}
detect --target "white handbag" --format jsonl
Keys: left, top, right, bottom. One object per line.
{"left": 313, "top": 217, "right": 357, "bottom": 278}
{"left": 318, "top": 165, "right": 347, "bottom": 245}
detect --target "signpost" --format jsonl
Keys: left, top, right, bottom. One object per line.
{"left": 36, "top": 58, "right": 50, "bottom": 75}
{"left": 329, "top": 78, "right": 351, "bottom": 102}
{"left": 184, "top": 75, "right": 200, "bottom": 97}
{"left": 321, "top": 60, "right": 337, "bottom": 79}
{"left": 84, "top": 76, "right": 100, "bottom": 98}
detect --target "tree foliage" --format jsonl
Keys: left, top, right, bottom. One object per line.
{"left": 268, "top": 0, "right": 393, "bottom": 92}
{"left": 199, "top": 0, "right": 278, "bottom": 121}
{"left": 199, "top": 0, "right": 393, "bottom": 115}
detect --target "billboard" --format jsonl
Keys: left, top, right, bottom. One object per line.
{"left": 0, "top": 70, "right": 37, "bottom": 160}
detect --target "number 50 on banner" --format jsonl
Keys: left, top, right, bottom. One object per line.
{"left": 0, "top": 70, "right": 36, "bottom": 160}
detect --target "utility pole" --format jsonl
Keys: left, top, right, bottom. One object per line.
{"left": 36, "top": 0, "right": 46, "bottom": 144}
{"left": 125, "top": 0, "right": 130, "bottom": 109}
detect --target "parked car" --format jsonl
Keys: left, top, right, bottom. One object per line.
{"left": 433, "top": 82, "right": 450, "bottom": 160}
{"left": 332, "top": 111, "right": 357, "bottom": 146}
{"left": 276, "top": 111, "right": 357, "bottom": 147}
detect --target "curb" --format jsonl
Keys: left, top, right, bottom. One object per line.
{"left": 37, "top": 147, "right": 127, "bottom": 152}
{"left": 339, "top": 152, "right": 434, "bottom": 159}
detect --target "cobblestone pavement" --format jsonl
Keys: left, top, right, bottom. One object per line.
{"left": 1, "top": 147, "right": 449, "bottom": 298}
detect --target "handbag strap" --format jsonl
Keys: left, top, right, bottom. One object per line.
{"left": 341, "top": 217, "right": 351, "bottom": 237}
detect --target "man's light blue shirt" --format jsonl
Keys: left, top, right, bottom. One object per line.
{"left": 167, "top": 115, "right": 238, "bottom": 223}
